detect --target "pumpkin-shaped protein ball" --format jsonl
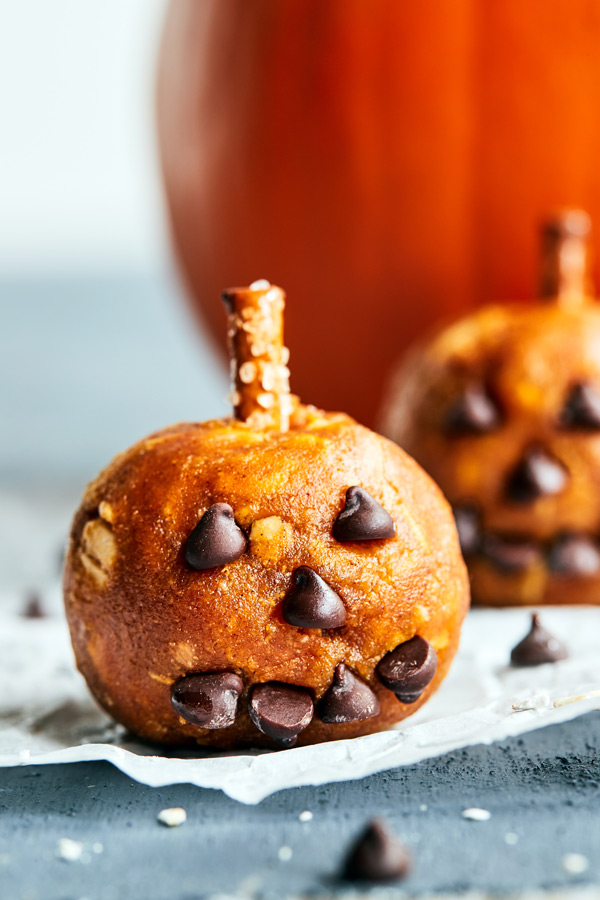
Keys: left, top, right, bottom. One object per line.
{"left": 63, "top": 282, "right": 469, "bottom": 749}
{"left": 380, "top": 210, "right": 600, "bottom": 607}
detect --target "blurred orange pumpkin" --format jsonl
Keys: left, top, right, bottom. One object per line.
{"left": 157, "top": 0, "right": 600, "bottom": 427}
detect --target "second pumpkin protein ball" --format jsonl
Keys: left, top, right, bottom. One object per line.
{"left": 63, "top": 281, "right": 469, "bottom": 749}
{"left": 381, "top": 210, "right": 600, "bottom": 606}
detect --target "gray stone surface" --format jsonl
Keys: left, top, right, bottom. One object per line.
{"left": 1, "top": 714, "right": 599, "bottom": 900}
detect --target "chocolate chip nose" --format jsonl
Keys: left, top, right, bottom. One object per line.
{"left": 506, "top": 447, "right": 568, "bottom": 504}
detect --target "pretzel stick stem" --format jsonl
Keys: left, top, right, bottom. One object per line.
{"left": 222, "top": 281, "right": 292, "bottom": 431}
{"left": 539, "top": 209, "right": 592, "bottom": 308}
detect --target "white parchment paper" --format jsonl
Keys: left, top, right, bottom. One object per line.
{"left": 1, "top": 603, "right": 599, "bottom": 804}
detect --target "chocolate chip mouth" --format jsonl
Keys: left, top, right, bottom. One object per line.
{"left": 171, "top": 634, "right": 437, "bottom": 747}
{"left": 454, "top": 505, "right": 600, "bottom": 576}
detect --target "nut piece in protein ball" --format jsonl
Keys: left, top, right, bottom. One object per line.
{"left": 380, "top": 209, "right": 600, "bottom": 607}
{"left": 63, "top": 281, "right": 469, "bottom": 749}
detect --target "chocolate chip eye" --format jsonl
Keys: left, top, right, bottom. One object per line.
{"left": 333, "top": 487, "right": 395, "bottom": 542}
{"left": 452, "top": 505, "right": 481, "bottom": 557}
{"left": 445, "top": 384, "right": 500, "bottom": 435}
{"left": 560, "top": 382, "right": 600, "bottom": 430}
{"left": 184, "top": 503, "right": 247, "bottom": 570}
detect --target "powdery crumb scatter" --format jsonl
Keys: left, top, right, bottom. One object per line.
{"left": 554, "top": 689, "right": 600, "bottom": 709}
{"left": 299, "top": 810, "right": 313, "bottom": 822}
{"left": 57, "top": 838, "right": 83, "bottom": 862}
{"left": 278, "top": 846, "right": 293, "bottom": 862}
{"left": 462, "top": 808, "right": 492, "bottom": 822}
{"left": 562, "top": 853, "right": 590, "bottom": 875}
{"left": 512, "top": 693, "right": 551, "bottom": 712}
{"left": 157, "top": 807, "right": 187, "bottom": 827}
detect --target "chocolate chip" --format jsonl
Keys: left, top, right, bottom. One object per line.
{"left": 317, "top": 664, "right": 380, "bottom": 724}
{"left": 510, "top": 613, "right": 568, "bottom": 666}
{"left": 506, "top": 447, "right": 568, "bottom": 504}
{"left": 344, "top": 819, "right": 412, "bottom": 882}
{"left": 376, "top": 636, "right": 437, "bottom": 703}
{"left": 561, "top": 382, "right": 600, "bottom": 430}
{"left": 453, "top": 505, "right": 481, "bottom": 556}
{"left": 184, "top": 503, "right": 247, "bottom": 570}
{"left": 282, "top": 567, "right": 346, "bottom": 629}
{"left": 548, "top": 533, "right": 600, "bottom": 576}
{"left": 445, "top": 385, "right": 500, "bottom": 434}
{"left": 333, "top": 487, "right": 395, "bottom": 542}
{"left": 482, "top": 534, "right": 541, "bottom": 573}
{"left": 171, "top": 672, "right": 243, "bottom": 728}
{"left": 248, "top": 682, "right": 313, "bottom": 746}
{"left": 21, "top": 592, "right": 46, "bottom": 619}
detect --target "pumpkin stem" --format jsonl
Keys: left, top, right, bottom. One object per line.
{"left": 222, "top": 281, "right": 292, "bottom": 431}
{"left": 539, "top": 209, "right": 592, "bottom": 308}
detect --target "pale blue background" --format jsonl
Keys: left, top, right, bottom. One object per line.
{"left": 0, "top": 273, "right": 227, "bottom": 485}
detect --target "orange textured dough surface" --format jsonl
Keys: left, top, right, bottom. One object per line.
{"left": 63, "top": 408, "right": 469, "bottom": 749}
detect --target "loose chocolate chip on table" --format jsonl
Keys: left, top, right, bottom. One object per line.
{"left": 333, "top": 487, "right": 395, "bottom": 542}
{"left": 282, "top": 566, "right": 347, "bottom": 629}
{"left": 453, "top": 505, "right": 481, "bottom": 556}
{"left": 184, "top": 503, "right": 247, "bottom": 570}
{"left": 317, "top": 664, "right": 380, "bottom": 724}
{"left": 171, "top": 672, "right": 244, "bottom": 728}
{"left": 561, "top": 382, "right": 600, "bottom": 429}
{"left": 376, "top": 636, "right": 437, "bottom": 703}
{"left": 248, "top": 682, "right": 313, "bottom": 746}
{"left": 510, "top": 613, "right": 568, "bottom": 666}
{"left": 21, "top": 591, "right": 46, "bottom": 619}
{"left": 506, "top": 447, "right": 568, "bottom": 504}
{"left": 445, "top": 384, "right": 500, "bottom": 434}
{"left": 344, "top": 818, "right": 412, "bottom": 882}
{"left": 548, "top": 533, "right": 600, "bottom": 576}
{"left": 482, "top": 534, "right": 542, "bottom": 573}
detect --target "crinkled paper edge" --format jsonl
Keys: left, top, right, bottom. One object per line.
{"left": 3, "top": 691, "right": 599, "bottom": 804}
